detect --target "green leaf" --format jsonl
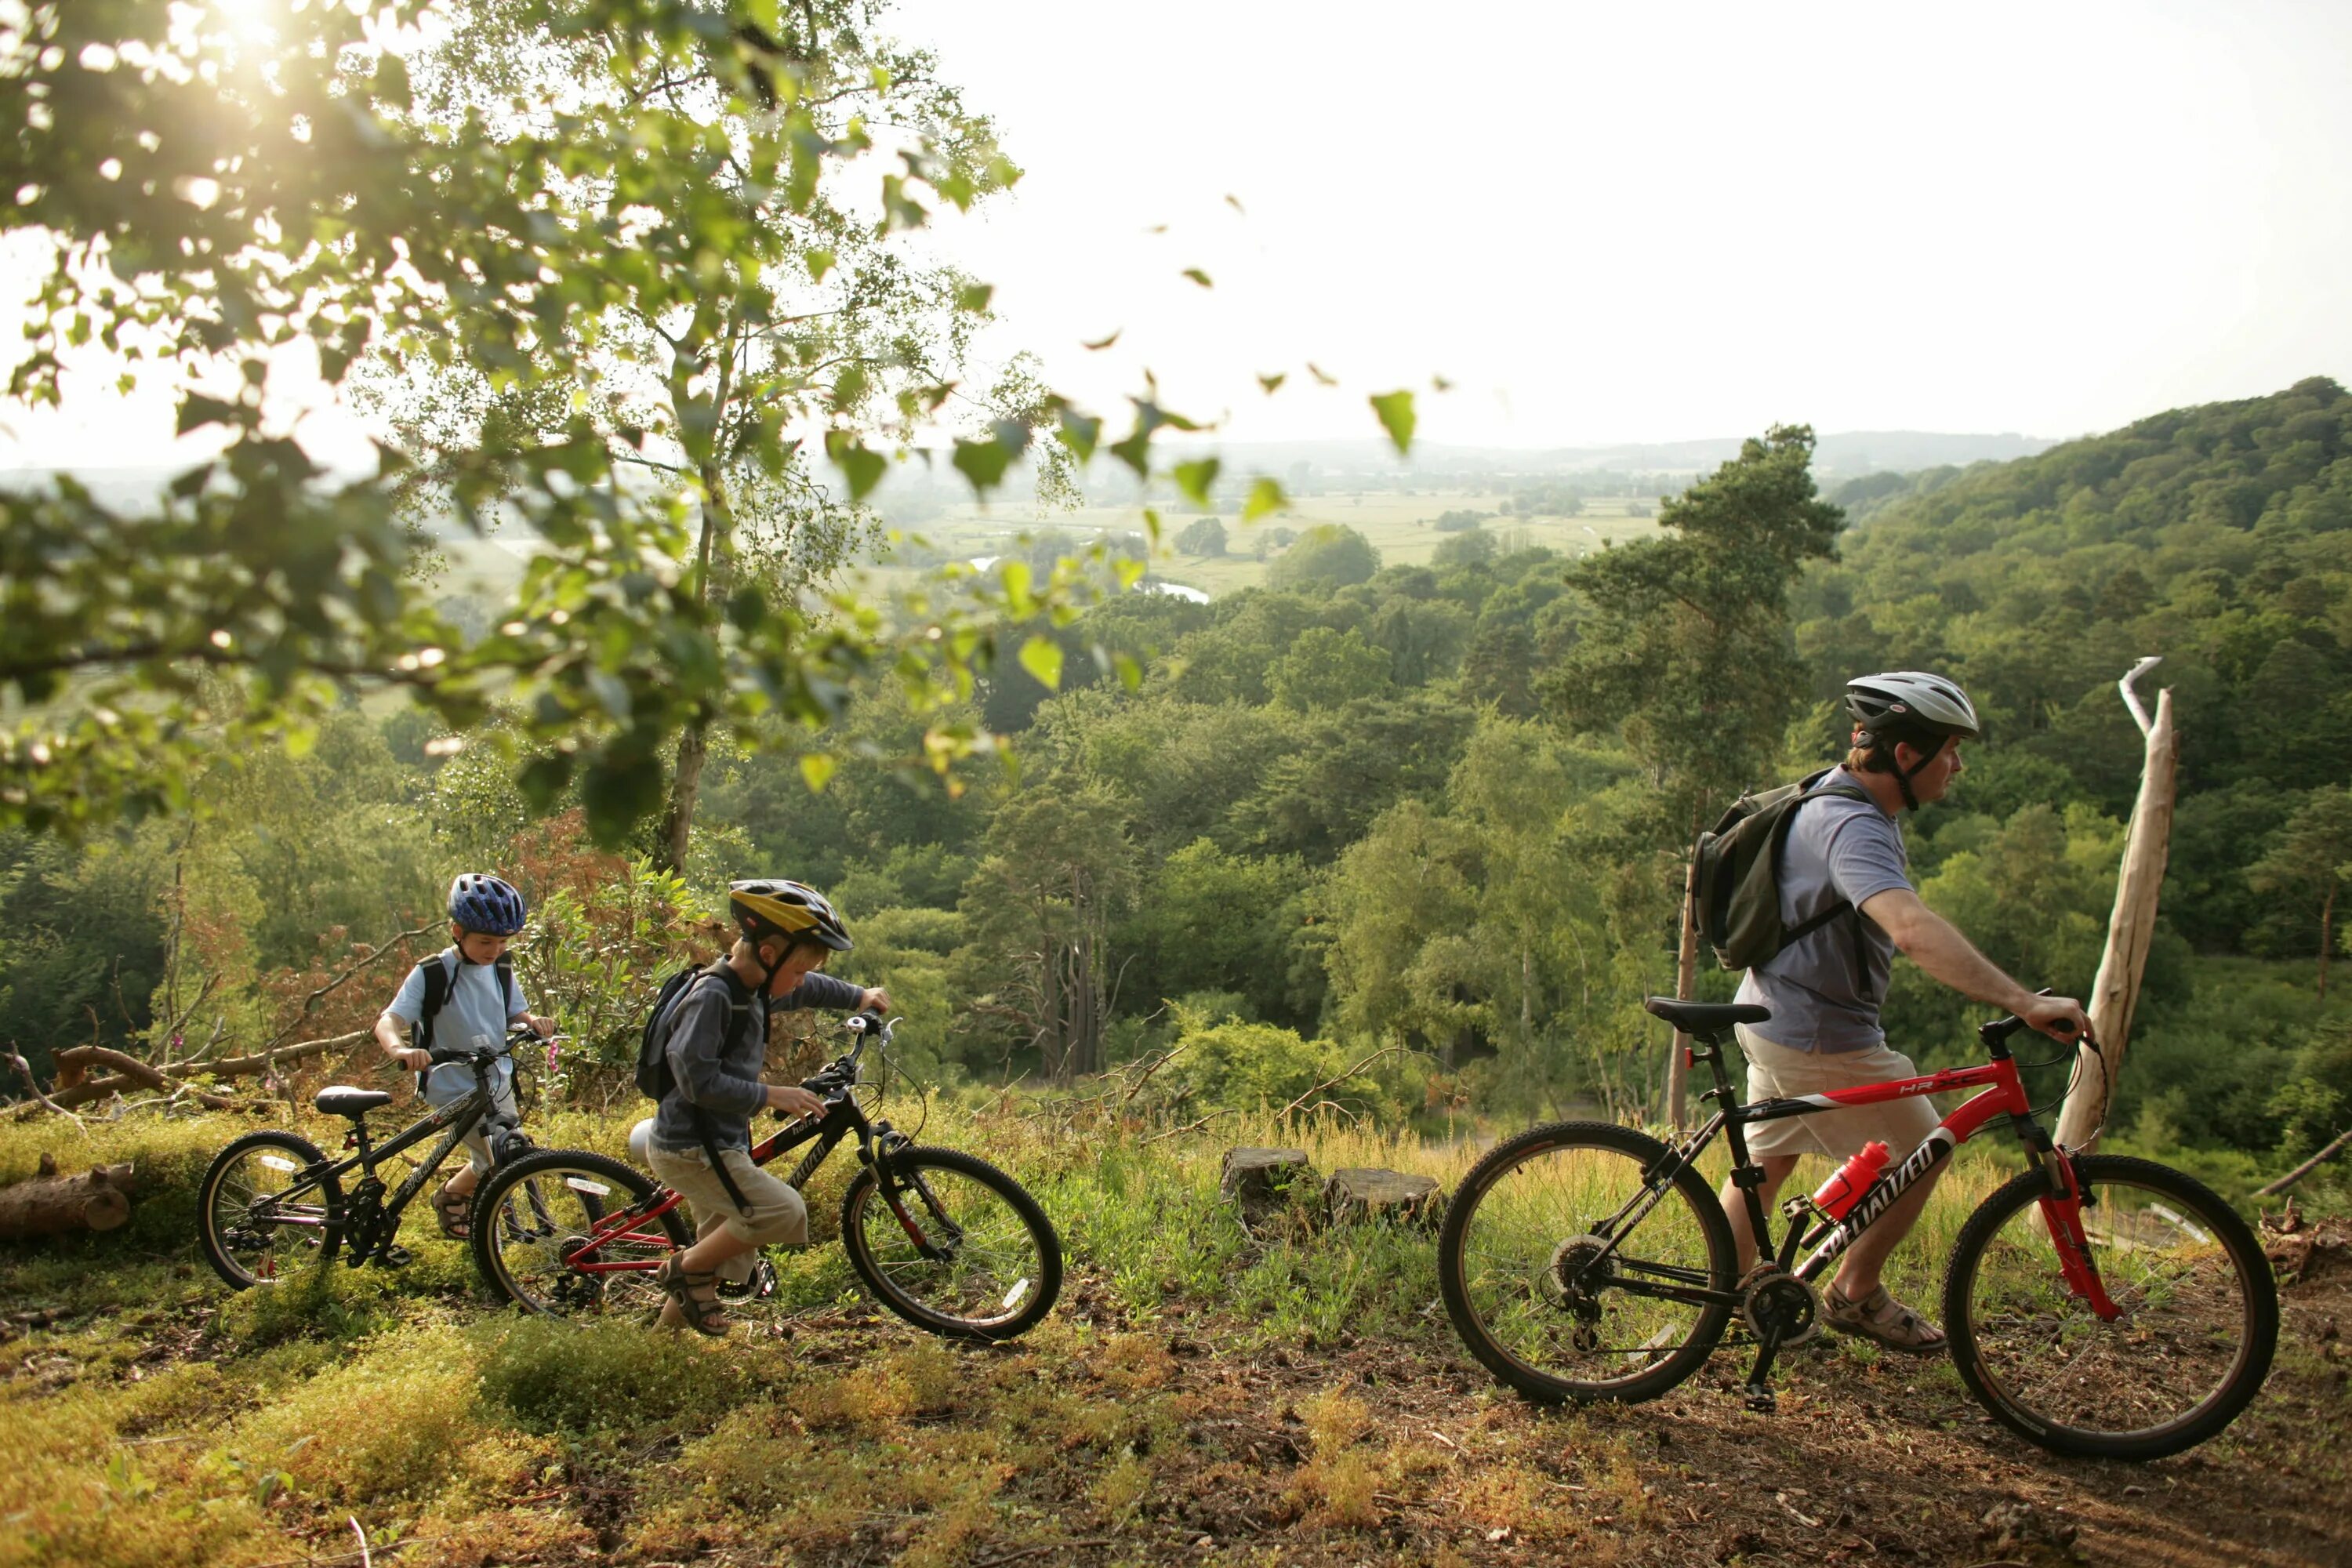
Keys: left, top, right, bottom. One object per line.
{"left": 1018, "top": 635, "right": 1063, "bottom": 691}
{"left": 1258, "top": 372, "right": 1286, "bottom": 395}
{"left": 955, "top": 282, "right": 993, "bottom": 314}
{"left": 1369, "top": 389, "right": 1417, "bottom": 455}
{"left": 1082, "top": 329, "right": 1121, "bottom": 351}
{"left": 799, "top": 752, "right": 837, "bottom": 792}
{"left": 1173, "top": 457, "right": 1221, "bottom": 507}
{"left": 1243, "top": 476, "right": 1289, "bottom": 522}
{"left": 176, "top": 394, "right": 238, "bottom": 435}
{"left": 1181, "top": 267, "right": 1213, "bottom": 289}
{"left": 953, "top": 436, "right": 1012, "bottom": 492}
{"left": 1057, "top": 408, "right": 1101, "bottom": 463}
{"left": 517, "top": 753, "right": 575, "bottom": 812}
{"left": 805, "top": 249, "right": 836, "bottom": 283}
{"left": 826, "top": 431, "right": 886, "bottom": 500}
{"left": 1000, "top": 559, "right": 1036, "bottom": 615}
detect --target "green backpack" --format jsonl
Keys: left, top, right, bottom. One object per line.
{"left": 1689, "top": 775, "right": 1879, "bottom": 991}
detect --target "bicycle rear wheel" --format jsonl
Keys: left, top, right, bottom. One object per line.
{"left": 1439, "top": 1121, "right": 1736, "bottom": 1404}
{"left": 198, "top": 1131, "right": 342, "bottom": 1289}
{"left": 471, "top": 1149, "right": 690, "bottom": 1319}
{"left": 841, "top": 1146, "right": 1062, "bottom": 1340}
{"left": 1945, "top": 1154, "right": 2278, "bottom": 1460}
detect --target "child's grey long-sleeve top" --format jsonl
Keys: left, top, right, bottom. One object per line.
{"left": 650, "top": 970, "right": 866, "bottom": 1154}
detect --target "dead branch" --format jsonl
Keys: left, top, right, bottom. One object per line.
{"left": 5, "top": 1050, "right": 90, "bottom": 1132}
{"left": 254, "top": 922, "right": 436, "bottom": 1056}
{"left": 1277, "top": 1044, "right": 1410, "bottom": 1122}
{"left": 1139, "top": 1107, "right": 1240, "bottom": 1147}
{"left": 2256, "top": 1127, "right": 2352, "bottom": 1197}
{"left": 42, "top": 1046, "right": 242, "bottom": 1110}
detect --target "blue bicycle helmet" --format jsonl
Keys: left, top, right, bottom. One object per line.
{"left": 448, "top": 873, "right": 528, "bottom": 936}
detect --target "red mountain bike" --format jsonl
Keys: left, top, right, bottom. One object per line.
{"left": 469, "top": 1014, "right": 1062, "bottom": 1341}
{"left": 1439, "top": 998, "right": 2278, "bottom": 1460}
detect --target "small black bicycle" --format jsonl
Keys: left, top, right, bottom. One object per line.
{"left": 196, "top": 1033, "right": 535, "bottom": 1287}
{"left": 471, "top": 1013, "right": 1063, "bottom": 1340}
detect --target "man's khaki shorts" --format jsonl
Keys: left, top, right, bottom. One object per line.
{"left": 645, "top": 1142, "right": 808, "bottom": 1248}
{"left": 1733, "top": 1024, "right": 1941, "bottom": 1162}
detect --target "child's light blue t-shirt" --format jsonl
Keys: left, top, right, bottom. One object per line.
{"left": 385, "top": 949, "right": 526, "bottom": 1105}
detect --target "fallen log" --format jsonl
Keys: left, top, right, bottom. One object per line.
{"left": 0, "top": 1156, "right": 138, "bottom": 1240}
{"left": 2256, "top": 1127, "right": 2352, "bottom": 1197}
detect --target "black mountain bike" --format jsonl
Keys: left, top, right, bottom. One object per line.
{"left": 1439, "top": 997, "right": 2278, "bottom": 1461}
{"left": 197, "top": 1035, "right": 534, "bottom": 1287}
{"left": 471, "top": 1013, "right": 1062, "bottom": 1340}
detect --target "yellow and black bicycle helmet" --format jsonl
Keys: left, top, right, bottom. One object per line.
{"left": 728, "top": 878, "right": 854, "bottom": 952}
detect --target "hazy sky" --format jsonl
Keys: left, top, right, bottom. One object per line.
{"left": 6, "top": 0, "right": 2347, "bottom": 467}
{"left": 891, "top": 0, "right": 2352, "bottom": 449}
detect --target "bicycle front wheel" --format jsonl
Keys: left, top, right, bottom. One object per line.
{"left": 841, "top": 1147, "right": 1062, "bottom": 1340}
{"left": 471, "top": 1149, "right": 690, "bottom": 1319}
{"left": 1439, "top": 1121, "right": 1736, "bottom": 1404}
{"left": 198, "top": 1131, "right": 342, "bottom": 1289}
{"left": 1945, "top": 1154, "right": 2279, "bottom": 1460}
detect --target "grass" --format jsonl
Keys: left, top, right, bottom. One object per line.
{"left": 0, "top": 1095, "right": 2342, "bottom": 1567}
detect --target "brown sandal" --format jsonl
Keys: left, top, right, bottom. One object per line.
{"left": 657, "top": 1257, "right": 728, "bottom": 1337}
{"left": 433, "top": 1184, "right": 474, "bottom": 1241}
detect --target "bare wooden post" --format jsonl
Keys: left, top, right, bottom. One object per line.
{"left": 1668, "top": 884, "right": 1698, "bottom": 1131}
{"left": 2056, "top": 662, "right": 2176, "bottom": 1152}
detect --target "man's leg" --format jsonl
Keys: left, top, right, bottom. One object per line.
{"left": 1721, "top": 1155, "right": 1802, "bottom": 1276}
{"left": 1830, "top": 1160, "right": 1942, "bottom": 1301}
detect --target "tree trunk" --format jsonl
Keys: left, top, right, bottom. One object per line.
{"left": 2057, "top": 687, "right": 2177, "bottom": 1152}
{"left": 0, "top": 1160, "right": 136, "bottom": 1240}
{"left": 655, "top": 722, "right": 709, "bottom": 877}
{"left": 2318, "top": 880, "right": 2335, "bottom": 1004}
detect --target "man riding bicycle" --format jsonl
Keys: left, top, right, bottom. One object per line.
{"left": 1724, "top": 670, "right": 2089, "bottom": 1352}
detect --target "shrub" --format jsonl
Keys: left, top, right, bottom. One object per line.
{"left": 474, "top": 1319, "right": 750, "bottom": 1434}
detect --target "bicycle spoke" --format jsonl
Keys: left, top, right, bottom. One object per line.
{"left": 852, "top": 1160, "right": 1050, "bottom": 1327}
{"left": 1955, "top": 1168, "right": 2263, "bottom": 1446}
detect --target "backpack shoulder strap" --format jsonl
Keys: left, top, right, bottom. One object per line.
{"left": 413, "top": 949, "right": 459, "bottom": 1051}
{"left": 494, "top": 953, "right": 518, "bottom": 1018}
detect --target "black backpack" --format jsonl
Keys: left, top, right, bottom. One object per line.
{"left": 412, "top": 949, "right": 517, "bottom": 1093}
{"left": 1689, "top": 775, "right": 1880, "bottom": 994}
{"left": 637, "top": 960, "right": 758, "bottom": 1212}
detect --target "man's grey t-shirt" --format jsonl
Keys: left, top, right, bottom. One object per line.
{"left": 1732, "top": 767, "right": 1912, "bottom": 1054}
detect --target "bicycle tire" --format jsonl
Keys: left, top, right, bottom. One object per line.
{"left": 198, "top": 1131, "right": 343, "bottom": 1289}
{"left": 1944, "top": 1153, "right": 2279, "bottom": 1460}
{"left": 470, "top": 1148, "right": 691, "bottom": 1319}
{"left": 1439, "top": 1120, "right": 1737, "bottom": 1405}
{"left": 840, "top": 1146, "right": 1062, "bottom": 1341}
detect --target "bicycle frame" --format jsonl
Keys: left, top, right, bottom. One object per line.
{"left": 258, "top": 1064, "right": 507, "bottom": 1249}
{"left": 1597, "top": 1022, "right": 2120, "bottom": 1327}
{"left": 558, "top": 1042, "right": 937, "bottom": 1276}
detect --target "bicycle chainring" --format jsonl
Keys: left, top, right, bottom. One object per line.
{"left": 1739, "top": 1269, "right": 1823, "bottom": 1348}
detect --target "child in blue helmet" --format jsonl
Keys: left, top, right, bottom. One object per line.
{"left": 371, "top": 874, "right": 557, "bottom": 1240}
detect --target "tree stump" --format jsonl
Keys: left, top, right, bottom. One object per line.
{"left": 1220, "top": 1147, "right": 1315, "bottom": 1225}
{"left": 1323, "top": 1167, "right": 1445, "bottom": 1229}
{"left": 0, "top": 1159, "right": 137, "bottom": 1240}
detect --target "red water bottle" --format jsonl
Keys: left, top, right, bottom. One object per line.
{"left": 1810, "top": 1141, "right": 1890, "bottom": 1220}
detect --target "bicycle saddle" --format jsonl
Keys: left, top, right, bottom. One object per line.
{"left": 1642, "top": 997, "right": 1772, "bottom": 1036}
{"left": 314, "top": 1085, "right": 394, "bottom": 1118}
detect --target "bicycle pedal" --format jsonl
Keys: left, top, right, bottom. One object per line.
{"left": 1744, "top": 1384, "right": 1777, "bottom": 1414}
{"left": 374, "top": 1245, "right": 412, "bottom": 1269}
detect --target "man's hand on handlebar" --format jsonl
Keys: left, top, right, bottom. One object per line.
{"left": 2020, "top": 993, "right": 2092, "bottom": 1046}
{"left": 767, "top": 1083, "right": 826, "bottom": 1120}
{"left": 391, "top": 1046, "right": 434, "bottom": 1072}
{"left": 858, "top": 986, "right": 890, "bottom": 1015}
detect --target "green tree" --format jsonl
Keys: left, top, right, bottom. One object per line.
{"left": 1268, "top": 524, "right": 1380, "bottom": 593}
{"left": 1269, "top": 627, "right": 1392, "bottom": 710}
{"left": 1174, "top": 517, "right": 1228, "bottom": 557}
{"left": 956, "top": 785, "right": 1136, "bottom": 1080}
{"left": 1126, "top": 839, "right": 1311, "bottom": 1026}
{"left": 1544, "top": 424, "right": 1844, "bottom": 833}
{"left": 2248, "top": 786, "right": 2352, "bottom": 1000}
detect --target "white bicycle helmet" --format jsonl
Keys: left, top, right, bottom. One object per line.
{"left": 1845, "top": 670, "right": 1980, "bottom": 809}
